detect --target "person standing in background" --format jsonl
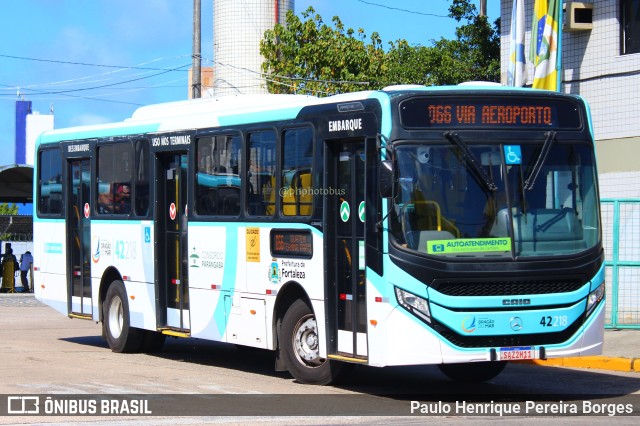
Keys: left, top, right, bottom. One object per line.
{"left": 20, "top": 250, "right": 34, "bottom": 293}
{"left": 2, "top": 248, "right": 18, "bottom": 292}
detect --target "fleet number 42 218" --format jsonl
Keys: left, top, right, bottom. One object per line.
{"left": 540, "top": 315, "right": 568, "bottom": 327}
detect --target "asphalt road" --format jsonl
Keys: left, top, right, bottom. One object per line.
{"left": 1, "top": 297, "right": 639, "bottom": 424}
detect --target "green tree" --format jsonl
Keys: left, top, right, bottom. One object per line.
{"left": 260, "top": 7, "right": 385, "bottom": 95}
{"left": 260, "top": 1, "right": 500, "bottom": 95}
{"left": 0, "top": 203, "right": 18, "bottom": 215}
{"left": 0, "top": 203, "right": 19, "bottom": 240}
{"left": 424, "top": 0, "right": 501, "bottom": 85}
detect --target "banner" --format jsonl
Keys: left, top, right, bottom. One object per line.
{"left": 532, "top": 0, "right": 561, "bottom": 91}
{"left": 529, "top": 0, "right": 548, "bottom": 63}
{"left": 508, "top": 0, "right": 527, "bottom": 86}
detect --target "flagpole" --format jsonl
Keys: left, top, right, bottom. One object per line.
{"left": 556, "top": 1, "right": 563, "bottom": 92}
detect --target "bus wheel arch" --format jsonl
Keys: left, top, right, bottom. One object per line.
{"left": 98, "top": 267, "right": 124, "bottom": 324}
{"left": 99, "top": 269, "right": 164, "bottom": 353}
{"left": 101, "top": 271, "right": 143, "bottom": 353}
{"left": 272, "top": 281, "right": 309, "bottom": 369}
{"left": 275, "top": 283, "right": 342, "bottom": 385}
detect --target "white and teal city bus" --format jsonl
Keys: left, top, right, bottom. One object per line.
{"left": 34, "top": 85, "right": 605, "bottom": 384}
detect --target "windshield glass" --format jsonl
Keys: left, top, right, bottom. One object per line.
{"left": 390, "top": 141, "right": 600, "bottom": 258}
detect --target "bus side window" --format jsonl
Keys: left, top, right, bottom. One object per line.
{"left": 195, "top": 135, "right": 242, "bottom": 216}
{"left": 247, "top": 130, "right": 276, "bottom": 216}
{"left": 282, "top": 127, "right": 313, "bottom": 216}
{"left": 134, "top": 139, "right": 150, "bottom": 216}
{"left": 38, "top": 148, "right": 64, "bottom": 216}
{"left": 97, "top": 143, "right": 133, "bottom": 216}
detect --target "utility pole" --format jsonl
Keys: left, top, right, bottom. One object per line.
{"left": 479, "top": 0, "right": 487, "bottom": 17}
{"left": 192, "top": 0, "right": 202, "bottom": 99}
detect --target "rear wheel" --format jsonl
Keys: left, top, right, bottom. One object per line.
{"left": 281, "top": 299, "right": 343, "bottom": 385}
{"left": 438, "top": 361, "right": 507, "bottom": 382}
{"left": 103, "top": 280, "right": 142, "bottom": 353}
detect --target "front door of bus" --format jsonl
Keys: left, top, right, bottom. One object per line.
{"left": 327, "top": 140, "right": 367, "bottom": 359}
{"left": 67, "top": 158, "right": 92, "bottom": 317}
{"left": 156, "top": 153, "right": 190, "bottom": 331}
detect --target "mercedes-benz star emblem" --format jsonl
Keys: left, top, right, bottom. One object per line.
{"left": 510, "top": 317, "right": 523, "bottom": 331}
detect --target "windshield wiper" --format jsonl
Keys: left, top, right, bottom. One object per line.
{"left": 523, "top": 131, "right": 556, "bottom": 191}
{"left": 444, "top": 131, "right": 497, "bottom": 191}
{"left": 535, "top": 207, "right": 572, "bottom": 232}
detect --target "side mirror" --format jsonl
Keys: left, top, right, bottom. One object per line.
{"left": 379, "top": 160, "right": 393, "bottom": 198}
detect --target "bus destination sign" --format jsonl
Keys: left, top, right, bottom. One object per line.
{"left": 270, "top": 229, "right": 313, "bottom": 259}
{"left": 400, "top": 97, "right": 582, "bottom": 130}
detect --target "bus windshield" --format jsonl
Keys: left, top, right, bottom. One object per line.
{"left": 390, "top": 139, "right": 600, "bottom": 258}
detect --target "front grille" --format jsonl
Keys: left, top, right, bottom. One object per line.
{"left": 431, "top": 279, "right": 585, "bottom": 297}
{"left": 432, "top": 315, "right": 584, "bottom": 348}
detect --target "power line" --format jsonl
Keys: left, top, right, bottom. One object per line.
{"left": 0, "top": 53, "right": 191, "bottom": 72}
{"left": 353, "top": 0, "right": 449, "bottom": 18}
{"left": 1, "top": 63, "right": 191, "bottom": 97}
{"left": 202, "top": 56, "right": 369, "bottom": 86}
{"left": 0, "top": 83, "right": 145, "bottom": 106}
{"left": 0, "top": 56, "right": 191, "bottom": 91}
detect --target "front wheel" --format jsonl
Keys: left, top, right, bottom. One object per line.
{"left": 281, "top": 299, "right": 343, "bottom": 385}
{"left": 438, "top": 361, "right": 507, "bottom": 382}
{"left": 103, "top": 280, "right": 142, "bottom": 353}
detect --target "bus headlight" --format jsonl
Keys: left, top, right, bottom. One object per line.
{"left": 586, "top": 282, "right": 605, "bottom": 316}
{"left": 395, "top": 287, "right": 431, "bottom": 323}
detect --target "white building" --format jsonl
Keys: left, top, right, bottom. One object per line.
{"left": 213, "top": 0, "right": 294, "bottom": 96}
{"left": 501, "top": 0, "right": 640, "bottom": 327}
{"left": 26, "top": 112, "right": 54, "bottom": 166}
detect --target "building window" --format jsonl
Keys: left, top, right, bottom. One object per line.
{"left": 622, "top": 0, "right": 640, "bottom": 54}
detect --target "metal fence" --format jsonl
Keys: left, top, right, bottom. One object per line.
{"left": 601, "top": 199, "right": 640, "bottom": 329}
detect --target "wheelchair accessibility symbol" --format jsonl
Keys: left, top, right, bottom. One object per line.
{"left": 504, "top": 145, "right": 522, "bottom": 165}
{"left": 431, "top": 244, "right": 445, "bottom": 253}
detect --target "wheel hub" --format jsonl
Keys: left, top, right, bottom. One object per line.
{"left": 294, "top": 316, "right": 321, "bottom": 364}
{"left": 108, "top": 296, "right": 124, "bottom": 339}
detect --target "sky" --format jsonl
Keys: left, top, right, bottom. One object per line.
{"left": 0, "top": 0, "right": 500, "bottom": 164}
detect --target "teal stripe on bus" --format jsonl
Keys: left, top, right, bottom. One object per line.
{"left": 217, "top": 107, "right": 306, "bottom": 127}
{"left": 37, "top": 123, "right": 161, "bottom": 145}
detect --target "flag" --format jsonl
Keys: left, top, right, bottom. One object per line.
{"left": 529, "top": 0, "right": 547, "bottom": 63}
{"left": 532, "top": 0, "right": 561, "bottom": 90}
{"left": 508, "top": 0, "right": 527, "bottom": 86}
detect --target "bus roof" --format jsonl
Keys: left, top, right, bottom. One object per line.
{"left": 37, "top": 91, "right": 376, "bottom": 144}
{"left": 36, "top": 85, "right": 579, "bottom": 144}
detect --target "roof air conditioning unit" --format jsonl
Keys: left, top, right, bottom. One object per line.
{"left": 565, "top": 2, "right": 593, "bottom": 31}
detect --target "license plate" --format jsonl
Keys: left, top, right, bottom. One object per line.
{"left": 499, "top": 346, "right": 534, "bottom": 360}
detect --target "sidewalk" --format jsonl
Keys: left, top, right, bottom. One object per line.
{"left": 1, "top": 289, "right": 638, "bottom": 373}
{"left": 527, "top": 328, "right": 640, "bottom": 373}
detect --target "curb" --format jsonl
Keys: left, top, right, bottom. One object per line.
{"left": 521, "top": 356, "right": 638, "bottom": 373}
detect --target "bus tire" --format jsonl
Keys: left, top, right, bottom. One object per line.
{"left": 438, "top": 361, "right": 507, "bottom": 382}
{"left": 103, "top": 280, "right": 142, "bottom": 353}
{"left": 281, "top": 299, "right": 342, "bottom": 385}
